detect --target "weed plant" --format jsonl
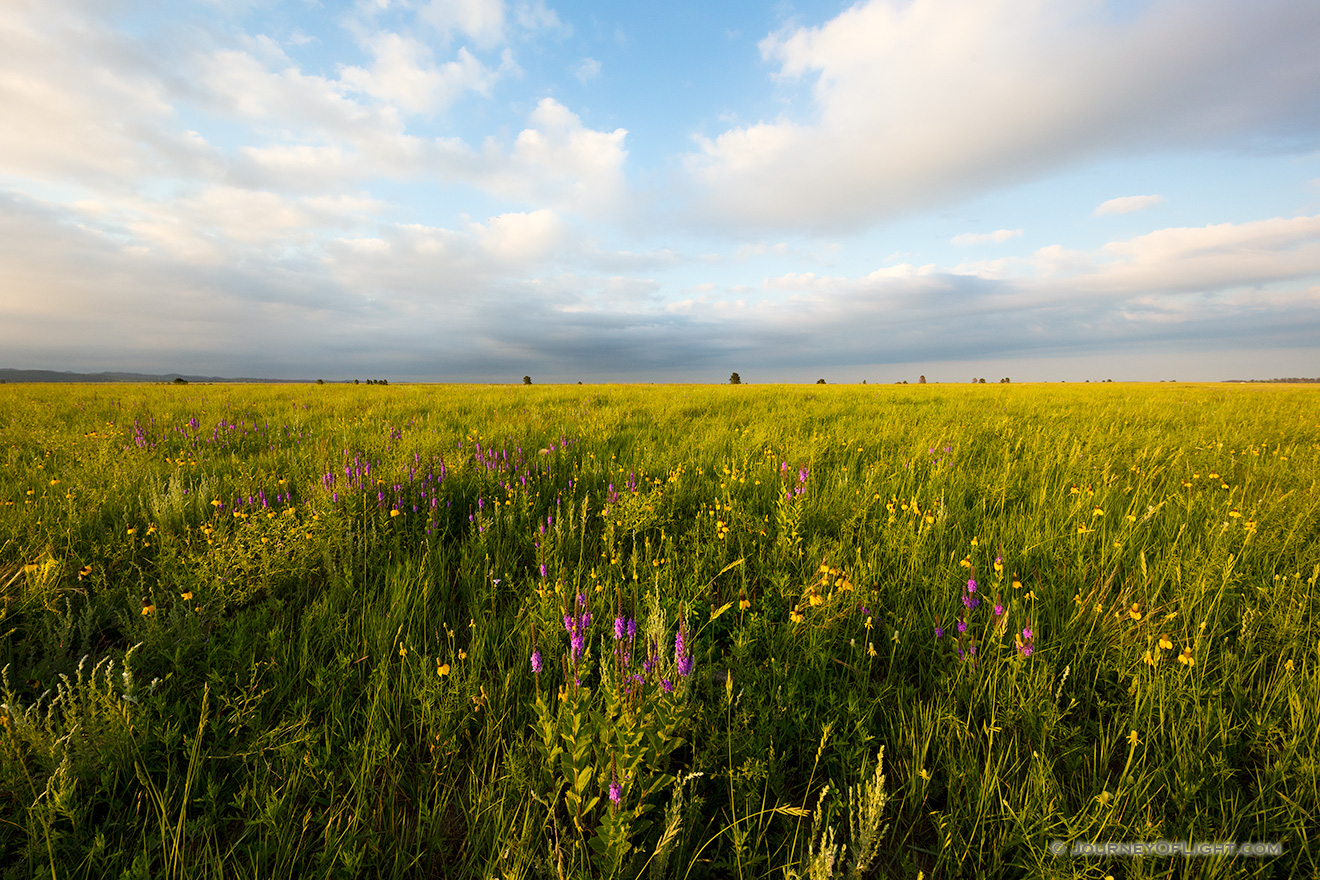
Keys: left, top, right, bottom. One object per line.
{"left": 0, "top": 382, "right": 1316, "bottom": 878}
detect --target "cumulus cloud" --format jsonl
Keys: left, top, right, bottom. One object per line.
{"left": 1094, "top": 194, "right": 1165, "bottom": 216}
{"left": 478, "top": 98, "right": 629, "bottom": 216}
{"left": 339, "top": 32, "right": 510, "bottom": 114}
{"left": 574, "top": 57, "right": 601, "bottom": 83}
{"left": 952, "top": 229, "right": 1023, "bottom": 246}
{"left": 686, "top": 0, "right": 1320, "bottom": 232}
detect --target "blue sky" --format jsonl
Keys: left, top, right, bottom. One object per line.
{"left": 2, "top": 0, "right": 1319, "bottom": 382}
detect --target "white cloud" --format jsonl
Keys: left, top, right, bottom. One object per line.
{"left": 1094, "top": 194, "right": 1165, "bottom": 216}
{"left": 952, "top": 229, "right": 1023, "bottom": 246}
{"left": 480, "top": 98, "right": 629, "bottom": 216}
{"left": 339, "top": 32, "right": 506, "bottom": 114}
{"left": 687, "top": 0, "right": 1320, "bottom": 232}
{"left": 575, "top": 57, "right": 601, "bottom": 83}
{"left": 418, "top": 0, "right": 507, "bottom": 47}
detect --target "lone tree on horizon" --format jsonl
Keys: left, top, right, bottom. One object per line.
{"left": 729, "top": 372, "right": 741, "bottom": 385}
{"left": 523, "top": 376, "right": 532, "bottom": 385}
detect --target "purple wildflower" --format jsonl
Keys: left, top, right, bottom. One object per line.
{"left": 675, "top": 625, "right": 692, "bottom": 677}
{"left": 609, "top": 778, "right": 622, "bottom": 805}
{"left": 934, "top": 625, "right": 944, "bottom": 639}
{"left": 614, "top": 616, "right": 626, "bottom": 640}
{"left": 531, "top": 651, "right": 542, "bottom": 674}
{"left": 957, "top": 618, "right": 967, "bottom": 634}
{"left": 967, "top": 578, "right": 977, "bottom": 593}
{"left": 627, "top": 618, "right": 637, "bottom": 640}
{"left": 661, "top": 679, "right": 673, "bottom": 693}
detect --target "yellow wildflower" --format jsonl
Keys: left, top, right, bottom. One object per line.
{"left": 1178, "top": 647, "right": 1194, "bottom": 667}
{"left": 437, "top": 663, "right": 451, "bottom": 676}
{"left": 1158, "top": 635, "right": 1172, "bottom": 650}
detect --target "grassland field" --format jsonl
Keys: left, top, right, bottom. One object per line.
{"left": 0, "top": 381, "right": 1317, "bottom": 880}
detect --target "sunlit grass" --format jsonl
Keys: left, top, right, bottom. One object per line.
{"left": 1, "top": 381, "right": 1316, "bottom": 878}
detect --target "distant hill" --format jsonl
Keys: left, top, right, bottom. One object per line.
{"left": 0, "top": 368, "right": 303, "bottom": 384}
{"left": 1222, "top": 377, "right": 1320, "bottom": 384}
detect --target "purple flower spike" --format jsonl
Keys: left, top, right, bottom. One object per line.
{"left": 609, "top": 778, "right": 622, "bottom": 805}
{"left": 627, "top": 618, "right": 637, "bottom": 640}
{"left": 967, "top": 579, "right": 977, "bottom": 593}
{"left": 531, "top": 651, "right": 542, "bottom": 674}
{"left": 934, "top": 626, "right": 944, "bottom": 639}
{"left": 661, "top": 679, "right": 673, "bottom": 693}
{"left": 614, "top": 616, "right": 626, "bottom": 640}
{"left": 957, "top": 618, "right": 968, "bottom": 634}
{"left": 675, "top": 626, "right": 693, "bottom": 677}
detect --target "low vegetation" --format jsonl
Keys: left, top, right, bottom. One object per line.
{"left": 1, "top": 382, "right": 1316, "bottom": 878}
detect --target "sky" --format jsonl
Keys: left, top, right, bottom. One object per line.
{"left": 2, "top": 0, "right": 1320, "bottom": 383}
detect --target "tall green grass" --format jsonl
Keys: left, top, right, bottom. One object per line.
{"left": 1, "top": 382, "right": 1316, "bottom": 878}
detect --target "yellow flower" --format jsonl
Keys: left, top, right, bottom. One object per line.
{"left": 1070, "top": 486, "right": 1081, "bottom": 495}
{"left": 1128, "top": 604, "right": 1142, "bottom": 621}
{"left": 127, "top": 527, "right": 137, "bottom": 535}
{"left": 458, "top": 650, "right": 467, "bottom": 660}
{"left": 141, "top": 599, "right": 155, "bottom": 615}
{"left": 1126, "top": 513, "right": 1137, "bottom": 522}
{"left": 437, "top": 663, "right": 451, "bottom": 676}
{"left": 1093, "top": 507, "right": 1104, "bottom": 517}
{"left": 970, "top": 537, "right": 978, "bottom": 546}
{"left": 739, "top": 598, "right": 751, "bottom": 610}
{"left": 1076, "top": 523, "right": 1089, "bottom": 534}
{"left": 1012, "top": 577, "right": 1022, "bottom": 590}
{"left": 399, "top": 644, "right": 408, "bottom": 658}
{"left": 1127, "top": 730, "right": 1140, "bottom": 747}
{"left": 78, "top": 566, "right": 92, "bottom": 579}
{"left": 790, "top": 608, "right": 805, "bottom": 624}
{"left": 1285, "top": 659, "right": 1294, "bottom": 673}
{"left": 1158, "top": 635, "right": 1172, "bottom": 650}
{"left": 867, "top": 642, "right": 877, "bottom": 657}
{"left": 1228, "top": 508, "right": 1241, "bottom": 518}
{"left": 390, "top": 509, "right": 400, "bottom": 517}
{"left": 1142, "top": 650, "right": 1156, "bottom": 666}
{"left": 809, "top": 593, "right": 824, "bottom": 607}
{"left": 180, "top": 590, "right": 193, "bottom": 601}
{"left": 1178, "top": 647, "right": 1194, "bottom": 667}
{"left": 960, "top": 556, "right": 972, "bottom": 568}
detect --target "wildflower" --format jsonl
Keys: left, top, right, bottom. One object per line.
{"left": 934, "top": 624, "right": 944, "bottom": 639}
{"left": 614, "top": 616, "right": 626, "bottom": 640}
{"left": 609, "top": 776, "right": 622, "bottom": 806}
{"left": 438, "top": 663, "right": 451, "bottom": 676}
{"left": 739, "top": 597, "right": 750, "bottom": 610}
{"left": 675, "top": 625, "right": 693, "bottom": 677}
{"left": 994, "top": 600, "right": 1003, "bottom": 617}
{"left": 661, "top": 679, "right": 674, "bottom": 693}
{"left": 141, "top": 598, "right": 155, "bottom": 616}
{"left": 967, "top": 578, "right": 977, "bottom": 593}
{"left": 1178, "top": 647, "right": 1194, "bottom": 667}
{"left": 399, "top": 644, "right": 408, "bottom": 658}
{"left": 390, "top": 509, "right": 400, "bottom": 517}
{"left": 1128, "top": 604, "right": 1142, "bottom": 621}
{"left": 627, "top": 618, "right": 637, "bottom": 640}
{"left": 1158, "top": 635, "right": 1172, "bottom": 651}
{"left": 531, "top": 650, "right": 542, "bottom": 674}
{"left": 957, "top": 617, "right": 967, "bottom": 634}
{"left": 993, "top": 556, "right": 1003, "bottom": 573}
{"left": 790, "top": 608, "right": 804, "bottom": 624}
{"left": 1127, "top": 730, "right": 1140, "bottom": 747}
{"left": 1285, "top": 659, "right": 1294, "bottom": 673}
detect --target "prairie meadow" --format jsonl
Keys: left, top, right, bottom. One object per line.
{"left": 1, "top": 382, "right": 1316, "bottom": 879}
